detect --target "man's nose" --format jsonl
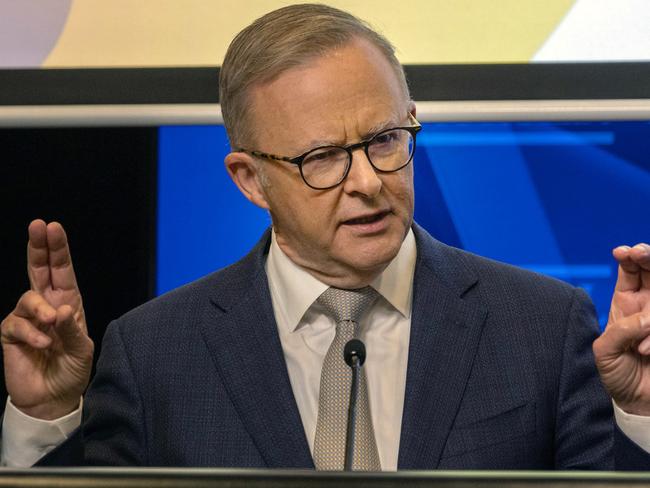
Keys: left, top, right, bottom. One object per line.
{"left": 343, "top": 149, "right": 382, "bottom": 197}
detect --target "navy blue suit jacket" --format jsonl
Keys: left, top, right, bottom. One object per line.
{"left": 41, "top": 225, "right": 650, "bottom": 468}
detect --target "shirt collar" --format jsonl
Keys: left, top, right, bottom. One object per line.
{"left": 265, "top": 228, "right": 416, "bottom": 333}
{"left": 369, "top": 229, "right": 416, "bottom": 319}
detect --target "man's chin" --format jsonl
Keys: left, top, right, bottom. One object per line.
{"left": 337, "top": 237, "right": 403, "bottom": 273}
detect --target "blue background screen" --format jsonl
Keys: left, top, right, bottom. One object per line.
{"left": 158, "top": 121, "right": 650, "bottom": 327}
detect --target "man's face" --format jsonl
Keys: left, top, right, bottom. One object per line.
{"left": 237, "top": 38, "right": 415, "bottom": 288}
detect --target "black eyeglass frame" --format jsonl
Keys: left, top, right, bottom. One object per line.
{"left": 235, "top": 114, "right": 422, "bottom": 190}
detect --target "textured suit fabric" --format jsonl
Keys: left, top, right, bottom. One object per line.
{"left": 39, "top": 224, "right": 650, "bottom": 469}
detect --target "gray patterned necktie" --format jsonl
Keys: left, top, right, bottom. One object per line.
{"left": 313, "top": 286, "right": 381, "bottom": 471}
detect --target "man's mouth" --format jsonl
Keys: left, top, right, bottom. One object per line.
{"left": 342, "top": 210, "right": 390, "bottom": 226}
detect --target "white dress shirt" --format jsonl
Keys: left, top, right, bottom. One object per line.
{"left": 3, "top": 228, "right": 650, "bottom": 468}
{"left": 266, "top": 229, "right": 416, "bottom": 470}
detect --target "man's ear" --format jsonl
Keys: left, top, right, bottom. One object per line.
{"left": 409, "top": 101, "right": 417, "bottom": 119}
{"left": 224, "top": 152, "right": 270, "bottom": 210}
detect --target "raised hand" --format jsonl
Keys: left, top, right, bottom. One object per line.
{"left": 1, "top": 220, "right": 94, "bottom": 420}
{"left": 593, "top": 243, "right": 650, "bottom": 415}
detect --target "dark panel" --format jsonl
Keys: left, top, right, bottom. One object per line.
{"left": 404, "top": 63, "right": 650, "bottom": 100}
{"left": 2, "top": 63, "right": 650, "bottom": 105}
{"left": 0, "top": 127, "right": 157, "bottom": 409}
{"left": 0, "top": 67, "right": 219, "bottom": 105}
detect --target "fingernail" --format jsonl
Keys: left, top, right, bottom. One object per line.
{"left": 634, "top": 244, "right": 649, "bottom": 254}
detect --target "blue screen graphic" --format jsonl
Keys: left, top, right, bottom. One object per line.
{"left": 158, "top": 121, "right": 650, "bottom": 327}
{"left": 157, "top": 126, "right": 271, "bottom": 294}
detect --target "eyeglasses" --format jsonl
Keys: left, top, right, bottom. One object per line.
{"left": 236, "top": 113, "right": 422, "bottom": 190}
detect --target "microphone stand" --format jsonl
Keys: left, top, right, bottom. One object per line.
{"left": 343, "top": 339, "right": 366, "bottom": 471}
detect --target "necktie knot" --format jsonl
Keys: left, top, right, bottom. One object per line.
{"left": 316, "top": 286, "right": 378, "bottom": 325}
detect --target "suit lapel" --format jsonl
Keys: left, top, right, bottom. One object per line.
{"left": 198, "top": 231, "right": 314, "bottom": 468}
{"left": 398, "top": 227, "right": 488, "bottom": 469}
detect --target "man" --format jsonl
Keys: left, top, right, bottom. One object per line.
{"left": 2, "top": 4, "right": 650, "bottom": 470}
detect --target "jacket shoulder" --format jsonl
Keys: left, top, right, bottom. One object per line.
{"left": 110, "top": 228, "right": 271, "bottom": 334}
{"left": 412, "top": 224, "right": 594, "bottom": 334}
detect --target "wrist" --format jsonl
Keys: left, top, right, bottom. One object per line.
{"left": 12, "top": 398, "right": 81, "bottom": 421}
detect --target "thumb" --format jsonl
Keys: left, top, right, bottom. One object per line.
{"left": 55, "top": 305, "right": 92, "bottom": 356}
{"left": 594, "top": 313, "right": 650, "bottom": 362}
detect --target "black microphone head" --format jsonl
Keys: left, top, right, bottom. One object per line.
{"left": 344, "top": 339, "right": 366, "bottom": 367}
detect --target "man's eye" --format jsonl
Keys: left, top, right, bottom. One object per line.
{"left": 309, "top": 152, "right": 331, "bottom": 161}
{"left": 304, "top": 148, "right": 341, "bottom": 164}
{"left": 373, "top": 131, "right": 399, "bottom": 145}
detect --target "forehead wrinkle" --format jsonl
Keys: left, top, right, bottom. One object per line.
{"left": 362, "top": 114, "right": 403, "bottom": 138}
{"left": 292, "top": 111, "right": 404, "bottom": 155}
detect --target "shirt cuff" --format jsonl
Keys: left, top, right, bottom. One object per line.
{"left": 613, "top": 400, "right": 650, "bottom": 453}
{"left": 1, "top": 397, "right": 82, "bottom": 467}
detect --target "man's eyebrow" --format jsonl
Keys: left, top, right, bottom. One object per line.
{"left": 293, "top": 117, "right": 402, "bottom": 155}
{"left": 361, "top": 118, "right": 401, "bottom": 139}
{"left": 294, "top": 138, "right": 341, "bottom": 154}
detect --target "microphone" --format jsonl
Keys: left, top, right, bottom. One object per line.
{"left": 344, "top": 338, "right": 366, "bottom": 367}
{"left": 343, "top": 338, "right": 366, "bottom": 471}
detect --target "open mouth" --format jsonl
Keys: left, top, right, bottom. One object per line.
{"left": 343, "top": 211, "right": 389, "bottom": 225}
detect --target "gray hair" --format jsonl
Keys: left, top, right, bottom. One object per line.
{"left": 219, "top": 3, "right": 410, "bottom": 149}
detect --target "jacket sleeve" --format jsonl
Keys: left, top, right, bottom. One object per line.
{"left": 555, "top": 287, "right": 650, "bottom": 469}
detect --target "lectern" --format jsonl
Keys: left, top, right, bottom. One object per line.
{"left": 1, "top": 469, "right": 650, "bottom": 488}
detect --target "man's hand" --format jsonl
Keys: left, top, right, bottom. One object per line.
{"left": 594, "top": 243, "right": 650, "bottom": 415}
{"left": 1, "top": 220, "right": 94, "bottom": 420}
